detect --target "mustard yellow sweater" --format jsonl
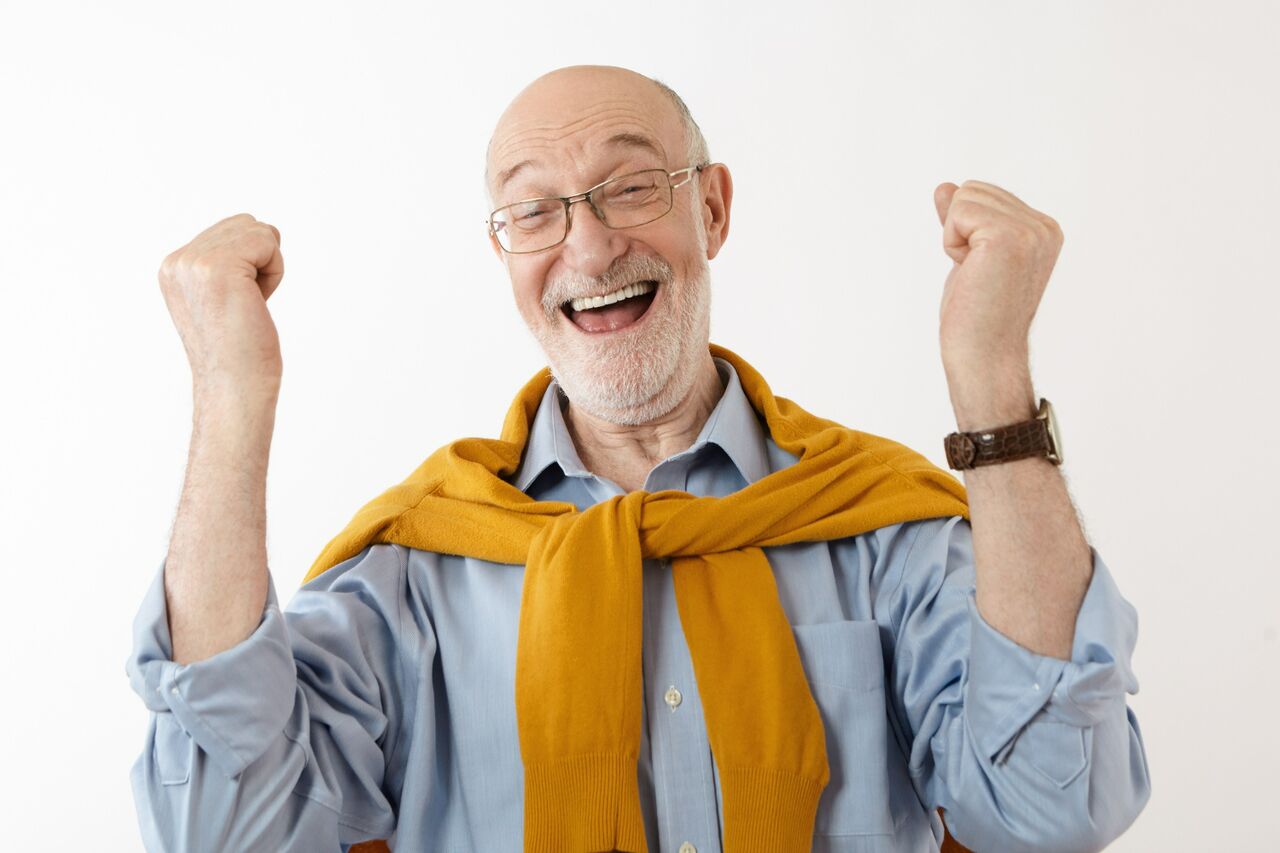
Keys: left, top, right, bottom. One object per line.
{"left": 305, "top": 343, "right": 970, "bottom": 852}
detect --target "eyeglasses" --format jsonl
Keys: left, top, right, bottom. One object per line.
{"left": 488, "top": 163, "right": 708, "bottom": 254}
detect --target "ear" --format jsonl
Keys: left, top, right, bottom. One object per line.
{"left": 699, "top": 163, "right": 733, "bottom": 260}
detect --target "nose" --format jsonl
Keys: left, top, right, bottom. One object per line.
{"left": 558, "top": 197, "right": 629, "bottom": 278}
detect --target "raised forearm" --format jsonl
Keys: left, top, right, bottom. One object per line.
{"left": 948, "top": 361, "right": 1092, "bottom": 659}
{"left": 154, "top": 213, "right": 286, "bottom": 665}
{"left": 929, "top": 178, "right": 1093, "bottom": 659}
{"left": 164, "top": 387, "right": 278, "bottom": 664}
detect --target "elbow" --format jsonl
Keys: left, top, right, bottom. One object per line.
{"left": 949, "top": 711, "right": 1152, "bottom": 853}
{"left": 130, "top": 718, "right": 318, "bottom": 853}
{"left": 949, "top": 790, "right": 1149, "bottom": 853}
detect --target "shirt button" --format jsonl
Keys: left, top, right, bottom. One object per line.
{"left": 679, "top": 843, "right": 697, "bottom": 853}
{"left": 664, "top": 685, "right": 683, "bottom": 710}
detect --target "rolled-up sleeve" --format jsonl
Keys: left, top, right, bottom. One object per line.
{"left": 878, "top": 516, "right": 1151, "bottom": 853}
{"left": 125, "top": 543, "right": 426, "bottom": 852}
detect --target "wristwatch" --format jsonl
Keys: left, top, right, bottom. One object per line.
{"left": 944, "top": 397, "right": 1063, "bottom": 470}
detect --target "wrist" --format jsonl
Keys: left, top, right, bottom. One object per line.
{"left": 194, "top": 370, "right": 281, "bottom": 401}
{"left": 944, "top": 359, "right": 1036, "bottom": 432}
{"left": 191, "top": 389, "right": 278, "bottom": 467}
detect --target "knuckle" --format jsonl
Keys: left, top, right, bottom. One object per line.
{"left": 188, "top": 254, "right": 219, "bottom": 279}
{"left": 158, "top": 248, "right": 190, "bottom": 282}
{"left": 1015, "top": 224, "right": 1039, "bottom": 246}
{"left": 219, "top": 213, "right": 258, "bottom": 235}
{"left": 252, "top": 221, "right": 279, "bottom": 241}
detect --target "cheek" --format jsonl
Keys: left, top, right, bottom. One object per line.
{"left": 650, "top": 222, "right": 703, "bottom": 276}
{"left": 510, "top": 264, "right": 550, "bottom": 319}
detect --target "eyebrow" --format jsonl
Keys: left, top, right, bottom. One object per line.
{"left": 495, "top": 132, "right": 666, "bottom": 193}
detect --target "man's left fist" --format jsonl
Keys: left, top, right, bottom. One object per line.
{"left": 932, "top": 180, "right": 1063, "bottom": 373}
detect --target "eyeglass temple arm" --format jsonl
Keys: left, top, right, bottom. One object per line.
{"left": 669, "top": 162, "right": 708, "bottom": 190}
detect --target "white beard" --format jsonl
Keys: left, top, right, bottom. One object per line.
{"left": 530, "top": 251, "right": 713, "bottom": 427}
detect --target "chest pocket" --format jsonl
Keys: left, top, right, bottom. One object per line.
{"left": 791, "top": 619, "right": 894, "bottom": 837}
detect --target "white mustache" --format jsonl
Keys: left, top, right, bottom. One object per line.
{"left": 542, "top": 254, "right": 673, "bottom": 317}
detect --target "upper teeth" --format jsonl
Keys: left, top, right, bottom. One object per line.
{"left": 570, "top": 281, "right": 656, "bottom": 312}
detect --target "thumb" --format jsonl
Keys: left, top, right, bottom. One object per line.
{"left": 933, "top": 182, "right": 958, "bottom": 226}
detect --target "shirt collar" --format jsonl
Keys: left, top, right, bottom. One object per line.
{"left": 509, "top": 355, "right": 772, "bottom": 493}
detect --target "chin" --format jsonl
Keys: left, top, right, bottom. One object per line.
{"left": 532, "top": 261, "right": 712, "bottom": 426}
{"left": 544, "top": 316, "right": 706, "bottom": 425}
{"left": 548, "top": 339, "right": 690, "bottom": 425}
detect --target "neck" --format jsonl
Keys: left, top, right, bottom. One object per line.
{"left": 563, "top": 352, "right": 724, "bottom": 493}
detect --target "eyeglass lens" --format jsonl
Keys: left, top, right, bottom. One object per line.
{"left": 491, "top": 169, "right": 675, "bottom": 253}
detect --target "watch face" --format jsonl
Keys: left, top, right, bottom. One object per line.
{"left": 1041, "top": 398, "right": 1063, "bottom": 464}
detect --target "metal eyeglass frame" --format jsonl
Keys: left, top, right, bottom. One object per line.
{"left": 487, "top": 163, "right": 709, "bottom": 254}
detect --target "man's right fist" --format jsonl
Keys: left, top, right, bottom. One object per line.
{"left": 158, "top": 213, "right": 286, "bottom": 396}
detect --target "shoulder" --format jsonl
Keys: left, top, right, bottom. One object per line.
{"left": 826, "top": 515, "right": 969, "bottom": 569}
{"left": 299, "top": 542, "right": 408, "bottom": 595}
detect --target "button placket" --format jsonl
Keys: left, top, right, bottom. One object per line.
{"left": 647, "top": 555, "right": 721, "bottom": 852}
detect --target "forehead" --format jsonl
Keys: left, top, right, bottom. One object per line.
{"left": 487, "top": 72, "right": 685, "bottom": 198}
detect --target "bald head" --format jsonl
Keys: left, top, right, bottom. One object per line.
{"left": 485, "top": 65, "right": 734, "bottom": 428}
{"left": 485, "top": 65, "right": 709, "bottom": 203}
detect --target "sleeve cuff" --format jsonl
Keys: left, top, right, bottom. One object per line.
{"left": 964, "top": 546, "right": 1140, "bottom": 762}
{"left": 125, "top": 557, "right": 298, "bottom": 779}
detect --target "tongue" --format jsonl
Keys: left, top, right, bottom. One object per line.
{"left": 571, "top": 291, "right": 655, "bottom": 333}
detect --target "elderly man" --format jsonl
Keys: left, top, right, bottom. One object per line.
{"left": 128, "top": 65, "right": 1150, "bottom": 852}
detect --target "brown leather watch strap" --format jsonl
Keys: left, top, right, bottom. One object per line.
{"left": 944, "top": 400, "right": 1058, "bottom": 470}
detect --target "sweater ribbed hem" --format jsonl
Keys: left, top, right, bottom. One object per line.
{"left": 523, "top": 752, "right": 649, "bottom": 853}
{"left": 720, "top": 765, "right": 825, "bottom": 853}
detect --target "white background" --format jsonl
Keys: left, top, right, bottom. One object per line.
{"left": 2, "top": 1, "right": 1276, "bottom": 849}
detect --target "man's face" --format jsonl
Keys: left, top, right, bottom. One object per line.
{"left": 486, "top": 66, "right": 729, "bottom": 426}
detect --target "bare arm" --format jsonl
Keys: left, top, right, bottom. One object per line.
{"left": 932, "top": 179, "right": 1092, "bottom": 659}
{"left": 165, "top": 388, "right": 278, "bottom": 664}
{"left": 949, "top": 363, "right": 1092, "bottom": 659}
{"left": 156, "top": 213, "right": 286, "bottom": 664}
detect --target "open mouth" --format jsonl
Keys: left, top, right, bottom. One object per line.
{"left": 560, "top": 280, "right": 660, "bottom": 334}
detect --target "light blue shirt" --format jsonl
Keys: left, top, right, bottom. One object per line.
{"left": 127, "top": 356, "right": 1151, "bottom": 852}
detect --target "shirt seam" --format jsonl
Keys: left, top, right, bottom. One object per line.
{"left": 881, "top": 520, "right": 933, "bottom": 641}
{"left": 382, "top": 542, "right": 414, "bottom": 802}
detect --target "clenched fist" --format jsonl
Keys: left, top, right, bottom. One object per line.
{"left": 931, "top": 180, "right": 1061, "bottom": 429}
{"left": 932, "top": 180, "right": 1062, "bottom": 370}
{"left": 158, "top": 213, "right": 285, "bottom": 397}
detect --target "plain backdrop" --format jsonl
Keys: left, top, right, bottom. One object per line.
{"left": 2, "top": 1, "right": 1276, "bottom": 850}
